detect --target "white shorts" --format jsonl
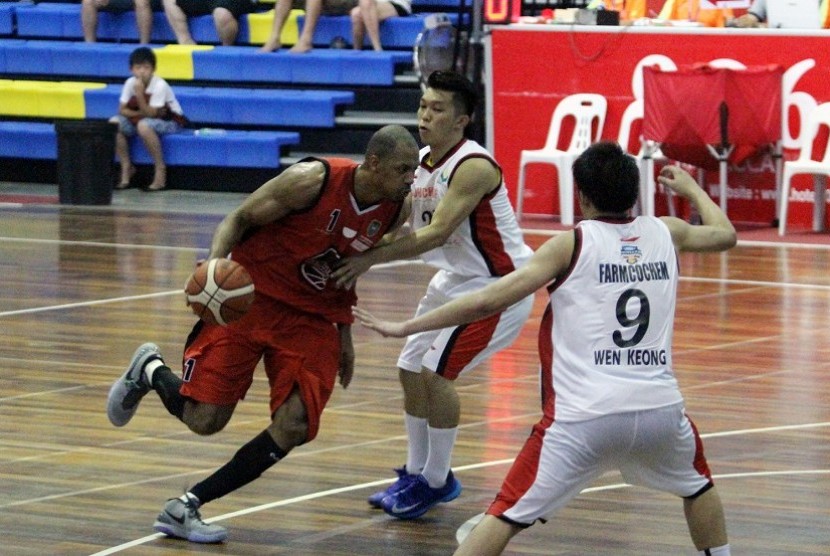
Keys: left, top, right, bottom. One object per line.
{"left": 489, "top": 403, "right": 714, "bottom": 526}
{"left": 397, "top": 269, "right": 533, "bottom": 380}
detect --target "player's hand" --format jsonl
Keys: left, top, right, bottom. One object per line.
{"left": 657, "top": 165, "right": 701, "bottom": 200}
{"left": 352, "top": 307, "right": 408, "bottom": 338}
{"left": 331, "top": 255, "right": 372, "bottom": 290}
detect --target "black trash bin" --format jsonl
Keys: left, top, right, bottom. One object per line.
{"left": 55, "top": 119, "right": 118, "bottom": 205}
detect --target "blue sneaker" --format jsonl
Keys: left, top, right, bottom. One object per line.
{"left": 381, "top": 470, "right": 462, "bottom": 520}
{"left": 368, "top": 466, "right": 416, "bottom": 508}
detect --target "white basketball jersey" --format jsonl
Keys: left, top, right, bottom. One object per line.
{"left": 411, "top": 139, "right": 533, "bottom": 277}
{"left": 543, "top": 217, "right": 684, "bottom": 422}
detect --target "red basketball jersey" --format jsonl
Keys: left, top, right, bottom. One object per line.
{"left": 231, "top": 157, "right": 404, "bottom": 323}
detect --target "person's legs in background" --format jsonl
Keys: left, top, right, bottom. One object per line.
{"left": 110, "top": 115, "right": 136, "bottom": 189}
{"left": 162, "top": 0, "right": 196, "bottom": 44}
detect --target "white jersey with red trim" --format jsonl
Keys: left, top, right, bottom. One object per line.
{"left": 411, "top": 139, "right": 532, "bottom": 277}
{"left": 543, "top": 216, "right": 684, "bottom": 422}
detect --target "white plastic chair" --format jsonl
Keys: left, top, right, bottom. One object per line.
{"left": 778, "top": 102, "right": 830, "bottom": 236}
{"left": 629, "top": 54, "right": 677, "bottom": 216}
{"left": 707, "top": 58, "right": 747, "bottom": 70}
{"left": 777, "top": 59, "right": 818, "bottom": 218}
{"left": 516, "top": 93, "right": 607, "bottom": 225}
{"left": 617, "top": 99, "right": 675, "bottom": 217}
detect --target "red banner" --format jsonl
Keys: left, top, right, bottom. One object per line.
{"left": 487, "top": 26, "right": 830, "bottom": 229}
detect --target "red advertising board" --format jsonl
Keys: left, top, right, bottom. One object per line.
{"left": 486, "top": 25, "right": 830, "bottom": 229}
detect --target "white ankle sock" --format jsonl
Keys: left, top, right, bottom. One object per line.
{"left": 404, "top": 413, "right": 428, "bottom": 474}
{"left": 700, "top": 545, "right": 730, "bottom": 555}
{"left": 143, "top": 358, "right": 164, "bottom": 387}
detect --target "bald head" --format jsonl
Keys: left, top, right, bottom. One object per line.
{"left": 365, "top": 125, "right": 419, "bottom": 161}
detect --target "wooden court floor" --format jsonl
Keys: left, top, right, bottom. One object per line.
{"left": 1, "top": 203, "right": 828, "bottom": 555}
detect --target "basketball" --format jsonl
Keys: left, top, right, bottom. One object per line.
{"left": 184, "top": 258, "right": 255, "bottom": 326}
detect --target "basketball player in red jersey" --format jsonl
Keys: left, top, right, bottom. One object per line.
{"left": 105, "top": 124, "right": 419, "bottom": 543}
{"left": 354, "top": 142, "right": 735, "bottom": 556}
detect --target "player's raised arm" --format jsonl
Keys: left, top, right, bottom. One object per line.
{"left": 657, "top": 165, "right": 737, "bottom": 253}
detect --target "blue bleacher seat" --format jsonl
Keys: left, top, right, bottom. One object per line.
{"left": 0, "top": 122, "right": 57, "bottom": 159}
{"left": 0, "top": 40, "right": 409, "bottom": 86}
{"left": 82, "top": 84, "right": 354, "bottom": 127}
{"left": 11, "top": 3, "right": 457, "bottom": 51}
{"left": 15, "top": 3, "right": 82, "bottom": 39}
{"left": 0, "top": 121, "right": 300, "bottom": 168}
{"left": 129, "top": 129, "right": 299, "bottom": 168}
{"left": 0, "top": 2, "right": 15, "bottom": 36}
{"left": 13, "top": 2, "right": 253, "bottom": 44}
{"left": 303, "top": 13, "right": 461, "bottom": 49}
{"left": 1, "top": 41, "right": 134, "bottom": 77}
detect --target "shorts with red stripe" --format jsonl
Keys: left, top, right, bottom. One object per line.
{"left": 397, "top": 270, "right": 533, "bottom": 379}
{"left": 179, "top": 294, "right": 340, "bottom": 441}
{"left": 488, "top": 403, "right": 714, "bottom": 526}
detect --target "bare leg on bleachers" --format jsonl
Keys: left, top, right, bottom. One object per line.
{"left": 134, "top": 0, "right": 154, "bottom": 44}
{"left": 81, "top": 0, "right": 102, "bottom": 43}
{"left": 136, "top": 121, "right": 167, "bottom": 191}
{"left": 83, "top": 0, "right": 154, "bottom": 44}
{"left": 162, "top": 0, "right": 196, "bottom": 44}
{"left": 291, "top": 0, "right": 324, "bottom": 53}
{"left": 350, "top": 0, "right": 398, "bottom": 51}
{"left": 213, "top": 7, "right": 240, "bottom": 45}
{"left": 259, "top": 0, "right": 294, "bottom": 52}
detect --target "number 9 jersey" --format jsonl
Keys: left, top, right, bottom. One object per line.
{"left": 544, "top": 216, "right": 684, "bottom": 422}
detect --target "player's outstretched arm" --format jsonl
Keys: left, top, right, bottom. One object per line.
{"left": 658, "top": 165, "right": 737, "bottom": 253}
{"left": 353, "top": 232, "right": 574, "bottom": 337}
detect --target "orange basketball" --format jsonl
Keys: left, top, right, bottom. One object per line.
{"left": 184, "top": 258, "right": 255, "bottom": 326}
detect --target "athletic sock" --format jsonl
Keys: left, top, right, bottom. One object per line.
{"left": 700, "top": 545, "right": 730, "bottom": 556}
{"left": 421, "top": 426, "right": 458, "bottom": 488}
{"left": 143, "top": 358, "right": 163, "bottom": 387}
{"left": 404, "top": 413, "right": 429, "bottom": 474}
{"left": 150, "top": 365, "right": 186, "bottom": 419}
{"left": 189, "top": 430, "right": 287, "bottom": 505}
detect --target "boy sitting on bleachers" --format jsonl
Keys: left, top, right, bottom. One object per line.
{"left": 112, "top": 47, "right": 186, "bottom": 191}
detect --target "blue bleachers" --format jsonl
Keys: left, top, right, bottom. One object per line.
{"left": 10, "top": 2, "right": 458, "bottom": 48}
{"left": 0, "top": 40, "right": 411, "bottom": 86}
{"left": 0, "top": 121, "right": 300, "bottom": 168}
{"left": 301, "top": 13, "right": 461, "bottom": 49}
{"left": 0, "top": 2, "right": 14, "bottom": 36}
{"left": 82, "top": 85, "right": 354, "bottom": 127}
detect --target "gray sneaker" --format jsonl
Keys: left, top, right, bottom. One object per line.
{"left": 106, "top": 343, "right": 161, "bottom": 427}
{"left": 153, "top": 497, "right": 228, "bottom": 543}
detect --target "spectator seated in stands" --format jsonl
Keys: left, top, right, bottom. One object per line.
{"left": 112, "top": 47, "right": 187, "bottom": 191}
{"left": 260, "top": 0, "right": 357, "bottom": 52}
{"left": 162, "top": 0, "right": 259, "bottom": 45}
{"left": 82, "top": 0, "right": 162, "bottom": 44}
{"left": 730, "top": 0, "right": 829, "bottom": 27}
{"left": 350, "top": 0, "right": 411, "bottom": 52}
{"left": 658, "top": 0, "right": 734, "bottom": 26}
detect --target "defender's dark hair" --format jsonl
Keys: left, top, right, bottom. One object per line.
{"left": 129, "top": 46, "right": 156, "bottom": 69}
{"left": 572, "top": 141, "right": 640, "bottom": 214}
{"left": 426, "top": 70, "right": 478, "bottom": 118}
